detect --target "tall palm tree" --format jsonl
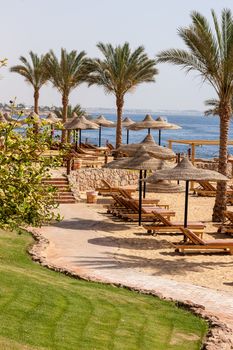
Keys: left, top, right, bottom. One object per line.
{"left": 87, "top": 42, "right": 158, "bottom": 148}
{"left": 157, "top": 9, "right": 233, "bottom": 221}
{"left": 53, "top": 104, "right": 86, "bottom": 120}
{"left": 10, "top": 51, "right": 48, "bottom": 114}
{"left": 45, "top": 48, "right": 90, "bottom": 143}
{"left": 204, "top": 98, "right": 233, "bottom": 116}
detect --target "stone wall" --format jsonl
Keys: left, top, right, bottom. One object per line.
{"left": 68, "top": 160, "right": 233, "bottom": 193}
{"left": 195, "top": 160, "right": 233, "bottom": 178}
{"left": 68, "top": 168, "right": 139, "bottom": 192}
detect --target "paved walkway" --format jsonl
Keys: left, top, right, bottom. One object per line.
{"left": 33, "top": 203, "right": 233, "bottom": 344}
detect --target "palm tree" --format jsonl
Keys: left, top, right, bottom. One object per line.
{"left": 10, "top": 51, "right": 48, "bottom": 114}
{"left": 45, "top": 49, "right": 90, "bottom": 143}
{"left": 87, "top": 42, "right": 158, "bottom": 148}
{"left": 204, "top": 98, "right": 233, "bottom": 116}
{"left": 54, "top": 104, "right": 86, "bottom": 120}
{"left": 157, "top": 9, "right": 233, "bottom": 221}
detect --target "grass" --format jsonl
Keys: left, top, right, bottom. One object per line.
{"left": 0, "top": 230, "right": 208, "bottom": 349}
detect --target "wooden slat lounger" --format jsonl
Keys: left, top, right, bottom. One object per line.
{"left": 173, "top": 228, "right": 233, "bottom": 254}
{"left": 96, "top": 179, "right": 136, "bottom": 195}
{"left": 118, "top": 198, "right": 175, "bottom": 222}
{"left": 143, "top": 210, "right": 205, "bottom": 235}
{"left": 118, "top": 189, "right": 163, "bottom": 206}
{"left": 216, "top": 211, "right": 233, "bottom": 234}
{"left": 106, "top": 195, "right": 175, "bottom": 222}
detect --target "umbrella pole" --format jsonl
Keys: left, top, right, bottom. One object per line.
{"left": 99, "top": 125, "right": 102, "bottom": 147}
{"left": 126, "top": 129, "right": 129, "bottom": 144}
{"left": 79, "top": 129, "right": 82, "bottom": 147}
{"left": 143, "top": 170, "right": 147, "bottom": 198}
{"left": 139, "top": 170, "right": 143, "bottom": 226}
{"left": 177, "top": 153, "right": 180, "bottom": 184}
{"left": 75, "top": 130, "right": 78, "bottom": 151}
{"left": 158, "top": 129, "right": 161, "bottom": 145}
{"left": 148, "top": 128, "right": 151, "bottom": 135}
{"left": 183, "top": 180, "right": 189, "bottom": 241}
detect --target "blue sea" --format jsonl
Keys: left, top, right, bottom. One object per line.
{"left": 15, "top": 113, "right": 233, "bottom": 159}
{"left": 79, "top": 113, "right": 233, "bottom": 159}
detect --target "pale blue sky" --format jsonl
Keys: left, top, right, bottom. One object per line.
{"left": 1, "top": 0, "right": 233, "bottom": 111}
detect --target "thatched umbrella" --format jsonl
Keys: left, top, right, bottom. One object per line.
{"left": 127, "top": 114, "right": 181, "bottom": 145}
{"left": 105, "top": 145, "right": 165, "bottom": 225}
{"left": 146, "top": 161, "right": 184, "bottom": 193}
{"left": 117, "top": 134, "right": 175, "bottom": 160}
{"left": 117, "top": 134, "right": 176, "bottom": 198}
{"left": 155, "top": 116, "right": 181, "bottom": 145}
{"left": 146, "top": 157, "right": 228, "bottom": 228}
{"left": 66, "top": 115, "right": 98, "bottom": 148}
{"left": 94, "top": 115, "right": 115, "bottom": 147}
{"left": 127, "top": 114, "right": 160, "bottom": 134}
{"left": 46, "top": 112, "right": 60, "bottom": 125}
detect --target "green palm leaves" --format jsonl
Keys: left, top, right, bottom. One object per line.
{"left": 88, "top": 42, "right": 157, "bottom": 147}
{"left": 45, "top": 49, "right": 90, "bottom": 142}
{"left": 157, "top": 8, "right": 233, "bottom": 221}
{"left": 10, "top": 51, "right": 48, "bottom": 114}
{"left": 157, "top": 9, "right": 233, "bottom": 99}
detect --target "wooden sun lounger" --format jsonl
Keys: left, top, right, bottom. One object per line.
{"left": 107, "top": 195, "right": 174, "bottom": 222}
{"left": 215, "top": 211, "right": 233, "bottom": 234}
{"left": 118, "top": 189, "right": 163, "bottom": 206}
{"left": 173, "top": 228, "right": 233, "bottom": 254}
{"left": 96, "top": 179, "right": 136, "bottom": 195}
{"left": 194, "top": 181, "right": 233, "bottom": 197}
{"left": 117, "top": 198, "right": 175, "bottom": 221}
{"left": 143, "top": 210, "right": 205, "bottom": 235}
{"left": 194, "top": 181, "right": 217, "bottom": 197}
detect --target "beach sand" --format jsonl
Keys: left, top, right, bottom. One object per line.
{"left": 91, "top": 191, "right": 233, "bottom": 294}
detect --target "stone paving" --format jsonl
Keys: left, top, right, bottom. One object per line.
{"left": 32, "top": 203, "right": 233, "bottom": 347}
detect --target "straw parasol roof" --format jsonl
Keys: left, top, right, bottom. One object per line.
{"left": 65, "top": 115, "right": 99, "bottom": 130}
{"left": 146, "top": 157, "right": 228, "bottom": 182}
{"left": 94, "top": 115, "right": 114, "bottom": 127}
{"left": 104, "top": 157, "right": 132, "bottom": 169}
{"left": 112, "top": 117, "right": 134, "bottom": 128}
{"left": 127, "top": 114, "right": 181, "bottom": 131}
{"left": 46, "top": 113, "right": 60, "bottom": 125}
{"left": 105, "top": 146, "right": 165, "bottom": 171}
{"left": 122, "top": 117, "right": 134, "bottom": 127}
{"left": 117, "top": 133, "right": 175, "bottom": 160}
{"left": 146, "top": 162, "right": 184, "bottom": 193}
{"left": 155, "top": 116, "right": 181, "bottom": 130}
{"left": 127, "top": 114, "right": 159, "bottom": 130}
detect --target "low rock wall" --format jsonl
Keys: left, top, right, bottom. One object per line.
{"left": 68, "top": 160, "right": 233, "bottom": 193}
{"left": 196, "top": 161, "right": 233, "bottom": 178}
{"left": 69, "top": 168, "right": 139, "bottom": 192}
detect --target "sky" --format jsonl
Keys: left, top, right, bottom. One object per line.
{"left": 1, "top": 0, "right": 233, "bottom": 112}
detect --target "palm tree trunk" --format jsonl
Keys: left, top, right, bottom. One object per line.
{"left": 62, "top": 94, "right": 68, "bottom": 143}
{"left": 212, "top": 102, "right": 231, "bottom": 222}
{"left": 33, "top": 89, "right": 39, "bottom": 134}
{"left": 116, "top": 95, "right": 124, "bottom": 149}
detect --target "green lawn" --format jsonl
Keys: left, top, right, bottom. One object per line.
{"left": 0, "top": 230, "right": 207, "bottom": 350}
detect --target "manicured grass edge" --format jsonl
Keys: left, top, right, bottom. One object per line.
{"left": 27, "top": 227, "right": 232, "bottom": 349}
